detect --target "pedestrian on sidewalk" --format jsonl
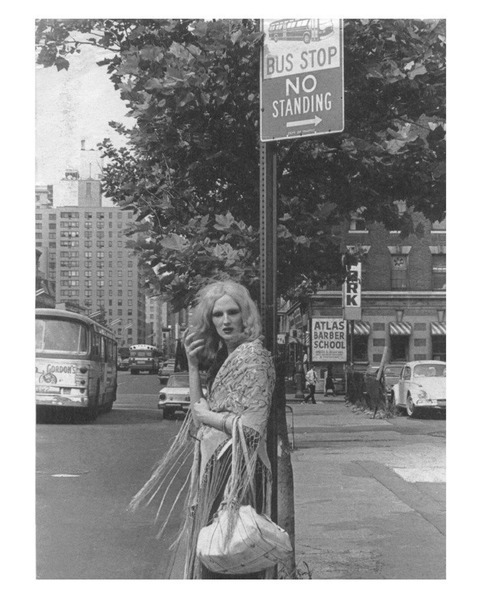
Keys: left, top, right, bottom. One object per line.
{"left": 303, "top": 364, "right": 318, "bottom": 404}
{"left": 324, "top": 363, "right": 335, "bottom": 396}
{"left": 129, "top": 280, "right": 275, "bottom": 580}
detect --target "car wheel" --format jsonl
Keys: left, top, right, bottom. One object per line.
{"left": 163, "top": 408, "right": 174, "bottom": 419}
{"left": 406, "top": 394, "right": 420, "bottom": 418}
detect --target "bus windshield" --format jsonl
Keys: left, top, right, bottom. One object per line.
{"left": 131, "top": 350, "right": 154, "bottom": 358}
{"left": 36, "top": 318, "right": 89, "bottom": 354}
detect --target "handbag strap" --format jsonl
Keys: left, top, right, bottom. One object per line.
{"left": 230, "top": 416, "right": 257, "bottom": 505}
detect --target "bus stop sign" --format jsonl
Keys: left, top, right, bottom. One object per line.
{"left": 260, "top": 19, "right": 344, "bottom": 142}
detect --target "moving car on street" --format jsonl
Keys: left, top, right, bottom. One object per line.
{"left": 158, "top": 372, "right": 206, "bottom": 419}
{"left": 158, "top": 358, "right": 176, "bottom": 384}
{"left": 117, "top": 347, "right": 130, "bottom": 370}
{"left": 390, "top": 360, "right": 446, "bottom": 418}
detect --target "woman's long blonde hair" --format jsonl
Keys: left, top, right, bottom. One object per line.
{"left": 189, "top": 280, "right": 262, "bottom": 364}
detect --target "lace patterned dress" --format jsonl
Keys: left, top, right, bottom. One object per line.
{"left": 129, "top": 338, "right": 275, "bottom": 579}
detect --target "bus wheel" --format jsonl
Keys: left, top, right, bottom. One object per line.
{"left": 87, "top": 385, "right": 100, "bottom": 420}
{"left": 303, "top": 32, "right": 311, "bottom": 44}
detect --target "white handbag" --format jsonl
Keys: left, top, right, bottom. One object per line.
{"left": 196, "top": 417, "right": 292, "bottom": 575}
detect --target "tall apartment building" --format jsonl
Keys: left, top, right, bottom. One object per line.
{"left": 35, "top": 144, "right": 146, "bottom": 345}
{"left": 279, "top": 210, "right": 446, "bottom": 384}
{"left": 146, "top": 296, "right": 193, "bottom": 357}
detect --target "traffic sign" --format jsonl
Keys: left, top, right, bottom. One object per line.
{"left": 260, "top": 18, "right": 344, "bottom": 142}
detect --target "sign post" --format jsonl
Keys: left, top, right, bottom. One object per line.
{"left": 261, "top": 19, "right": 344, "bottom": 142}
{"left": 259, "top": 18, "right": 345, "bottom": 576}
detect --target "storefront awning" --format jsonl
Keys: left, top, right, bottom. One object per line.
{"left": 431, "top": 322, "right": 446, "bottom": 336}
{"left": 389, "top": 322, "right": 412, "bottom": 336}
{"left": 352, "top": 321, "right": 371, "bottom": 336}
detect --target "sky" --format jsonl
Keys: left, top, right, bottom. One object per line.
{"left": 35, "top": 42, "right": 133, "bottom": 185}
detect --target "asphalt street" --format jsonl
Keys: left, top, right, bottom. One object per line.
{"left": 36, "top": 371, "right": 445, "bottom": 579}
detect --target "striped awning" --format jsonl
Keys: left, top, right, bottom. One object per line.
{"left": 389, "top": 321, "right": 412, "bottom": 336}
{"left": 431, "top": 322, "right": 446, "bottom": 336}
{"left": 353, "top": 321, "right": 371, "bottom": 336}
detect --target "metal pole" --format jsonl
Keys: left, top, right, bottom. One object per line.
{"left": 260, "top": 141, "right": 278, "bottom": 525}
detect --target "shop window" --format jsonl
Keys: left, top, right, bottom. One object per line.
{"left": 352, "top": 336, "right": 368, "bottom": 362}
{"left": 391, "top": 335, "right": 408, "bottom": 361}
{"left": 432, "top": 335, "right": 446, "bottom": 361}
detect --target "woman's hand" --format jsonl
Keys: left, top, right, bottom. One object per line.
{"left": 183, "top": 330, "right": 205, "bottom": 369}
{"left": 191, "top": 396, "right": 211, "bottom": 424}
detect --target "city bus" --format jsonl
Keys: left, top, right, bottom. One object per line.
{"left": 35, "top": 308, "right": 117, "bottom": 420}
{"left": 129, "top": 343, "right": 161, "bottom": 374}
{"left": 268, "top": 19, "right": 334, "bottom": 44}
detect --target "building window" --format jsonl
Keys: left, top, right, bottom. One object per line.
{"left": 36, "top": 213, "right": 42, "bottom": 220}
{"left": 49, "top": 214, "right": 56, "bottom": 221}
{"left": 36, "top": 222, "right": 42, "bottom": 230}
{"left": 432, "top": 255, "right": 446, "bottom": 290}
{"left": 35, "top": 233, "right": 42, "bottom": 239}
{"left": 391, "top": 256, "right": 408, "bottom": 290}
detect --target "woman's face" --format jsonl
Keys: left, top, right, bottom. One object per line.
{"left": 211, "top": 294, "right": 245, "bottom": 350}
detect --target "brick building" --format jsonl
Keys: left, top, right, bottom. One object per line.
{"left": 279, "top": 211, "right": 446, "bottom": 387}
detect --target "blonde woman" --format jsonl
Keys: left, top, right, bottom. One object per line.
{"left": 130, "top": 280, "right": 275, "bottom": 579}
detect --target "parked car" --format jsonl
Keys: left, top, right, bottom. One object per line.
{"left": 158, "top": 359, "right": 176, "bottom": 384}
{"left": 158, "top": 372, "right": 207, "bottom": 419}
{"left": 390, "top": 360, "right": 446, "bottom": 418}
{"left": 382, "top": 363, "right": 406, "bottom": 399}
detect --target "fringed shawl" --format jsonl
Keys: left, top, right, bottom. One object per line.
{"left": 129, "top": 338, "right": 275, "bottom": 579}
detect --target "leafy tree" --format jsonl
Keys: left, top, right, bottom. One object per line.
{"left": 36, "top": 18, "right": 445, "bottom": 310}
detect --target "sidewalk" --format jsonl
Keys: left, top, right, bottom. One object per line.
{"left": 286, "top": 395, "right": 446, "bottom": 579}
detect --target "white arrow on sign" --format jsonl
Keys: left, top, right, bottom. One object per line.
{"left": 286, "top": 115, "right": 322, "bottom": 128}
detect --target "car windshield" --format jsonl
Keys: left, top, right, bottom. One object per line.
{"left": 413, "top": 364, "right": 446, "bottom": 378}
{"left": 167, "top": 375, "right": 189, "bottom": 387}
